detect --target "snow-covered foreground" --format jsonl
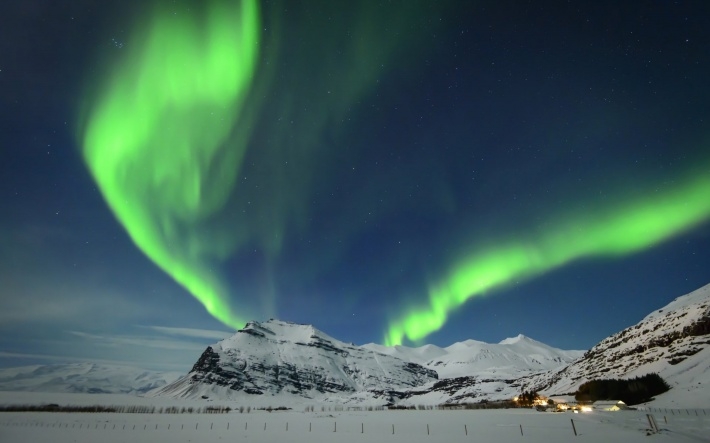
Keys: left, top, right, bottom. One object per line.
{"left": 1, "top": 408, "right": 707, "bottom": 443}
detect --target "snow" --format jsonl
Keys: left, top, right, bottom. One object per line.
{"left": 1, "top": 407, "right": 706, "bottom": 442}
{"left": 642, "top": 282, "right": 710, "bottom": 323}
{"left": 0, "top": 363, "right": 181, "bottom": 394}
{"left": 529, "top": 282, "right": 710, "bottom": 398}
{"left": 365, "top": 334, "right": 582, "bottom": 380}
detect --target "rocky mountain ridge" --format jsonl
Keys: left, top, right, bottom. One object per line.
{"left": 523, "top": 282, "right": 710, "bottom": 396}
{"left": 152, "top": 319, "right": 438, "bottom": 402}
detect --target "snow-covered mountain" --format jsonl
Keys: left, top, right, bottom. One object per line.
{"left": 365, "top": 334, "right": 582, "bottom": 379}
{"left": 368, "top": 335, "right": 583, "bottom": 405}
{"left": 154, "top": 319, "right": 579, "bottom": 405}
{"left": 525, "top": 282, "right": 710, "bottom": 398}
{"left": 146, "top": 282, "right": 710, "bottom": 406}
{"left": 152, "top": 319, "right": 438, "bottom": 403}
{"left": 0, "top": 363, "right": 181, "bottom": 394}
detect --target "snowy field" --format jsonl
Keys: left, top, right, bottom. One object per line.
{"left": 0, "top": 392, "right": 707, "bottom": 442}
{"left": 1, "top": 407, "right": 708, "bottom": 443}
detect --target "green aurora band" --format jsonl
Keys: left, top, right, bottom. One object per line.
{"left": 81, "top": 0, "right": 260, "bottom": 328}
{"left": 385, "top": 171, "right": 710, "bottom": 346}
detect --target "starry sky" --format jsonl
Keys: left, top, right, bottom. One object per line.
{"left": 1, "top": 0, "right": 709, "bottom": 372}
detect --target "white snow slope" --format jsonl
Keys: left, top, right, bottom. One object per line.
{"left": 525, "top": 282, "right": 710, "bottom": 404}
{"left": 2, "top": 408, "right": 707, "bottom": 443}
{"left": 0, "top": 363, "right": 181, "bottom": 395}
{"left": 365, "top": 334, "right": 582, "bottom": 379}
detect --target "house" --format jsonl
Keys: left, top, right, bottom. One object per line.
{"left": 592, "top": 400, "right": 628, "bottom": 411}
{"left": 548, "top": 396, "right": 577, "bottom": 411}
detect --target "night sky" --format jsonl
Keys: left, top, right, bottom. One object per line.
{"left": 2, "top": 0, "right": 709, "bottom": 372}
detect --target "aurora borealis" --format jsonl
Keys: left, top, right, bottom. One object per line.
{"left": 2, "top": 0, "right": 710, "bottom": 370}
{"left": 82, "top": 0, "right": 260, "bottom": 329}
{"left": 385, "top": 171, "right": 710, "bottom": 345}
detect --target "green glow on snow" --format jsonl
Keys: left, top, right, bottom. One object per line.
{"left": 386, "top": 171, "right": 710, "bottom": 345}
{"left": 81, "top": 0, "right": 260, "bottom": 328}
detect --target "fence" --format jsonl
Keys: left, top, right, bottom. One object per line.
{"left": 637, "top": 406, "right": 708, "bottom": 416}
{"left": 2, "top": 409, "right": 709, "bottom": 442}
{"left": 0, "top": 411, "right": 593, "bottom": 442}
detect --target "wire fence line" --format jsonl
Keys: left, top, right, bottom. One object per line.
{"left": 3, "top": 409, "right": 708, "bottom": 440}
{"left": 636, "top": 407, "right": 708, "bottom": 416}
{"left": 0, "top": 416, "right": 582, "bottom": 438}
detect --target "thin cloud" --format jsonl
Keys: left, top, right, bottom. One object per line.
{"left": 67, "top": 331, "right": 206, "bottom": 351}
{"left": 0, "top": 351, "right": 188, "bottom": 372}
{"left": 142, "top": 325, "right": 233, "bottom": 340}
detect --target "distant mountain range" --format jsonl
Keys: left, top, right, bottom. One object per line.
{"left": 4, "top": 282, "right": 709, "bottom": 406}
{"left": 0, "top": 362, "right": 181, "bottom": 395}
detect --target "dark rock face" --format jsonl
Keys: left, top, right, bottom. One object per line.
{"left": 188, "top": 345, "right": 358, "bottom": 395}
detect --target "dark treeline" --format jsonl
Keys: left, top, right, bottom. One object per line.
{"left": 516, "top": 390, "right": 539, "bottom": 407}
{"left": 575, "top": 373, "right": 671, "bottom": 405}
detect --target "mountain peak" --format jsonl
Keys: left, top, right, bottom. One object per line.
{"left": 225, "top": 318, "right": 330, "bottom": 346}
{"left": 155, "top": 317, "right": 438, "bottom": 401}
{"left": 499, "top": 333, "right": 532, "bottom": 345}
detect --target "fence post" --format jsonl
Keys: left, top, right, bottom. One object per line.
{"left": 520, "top": 424, "right": 523, "bottom": 436}
{"left": 286, "top": 422, "right": 288, "bottom": 431}
{"left": 334, "top": 422, "right": 336, "bottom": 432}
{"left": 362, "top": 423, "right": 364, "bottom": 433}
{"left": 646, "top": 415, "right": 655, "bottom": 433}
{"left": 465, "top": 424, "right": 468, "bottom": 436}
{"left": 264, "top": 422, "right": 266, "bottom": 431}
{"left": 570, "top": 419, "right": 577, "bottom": 436}
{"left": 427, "top": 424, "right": 430, "bottom": 435}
